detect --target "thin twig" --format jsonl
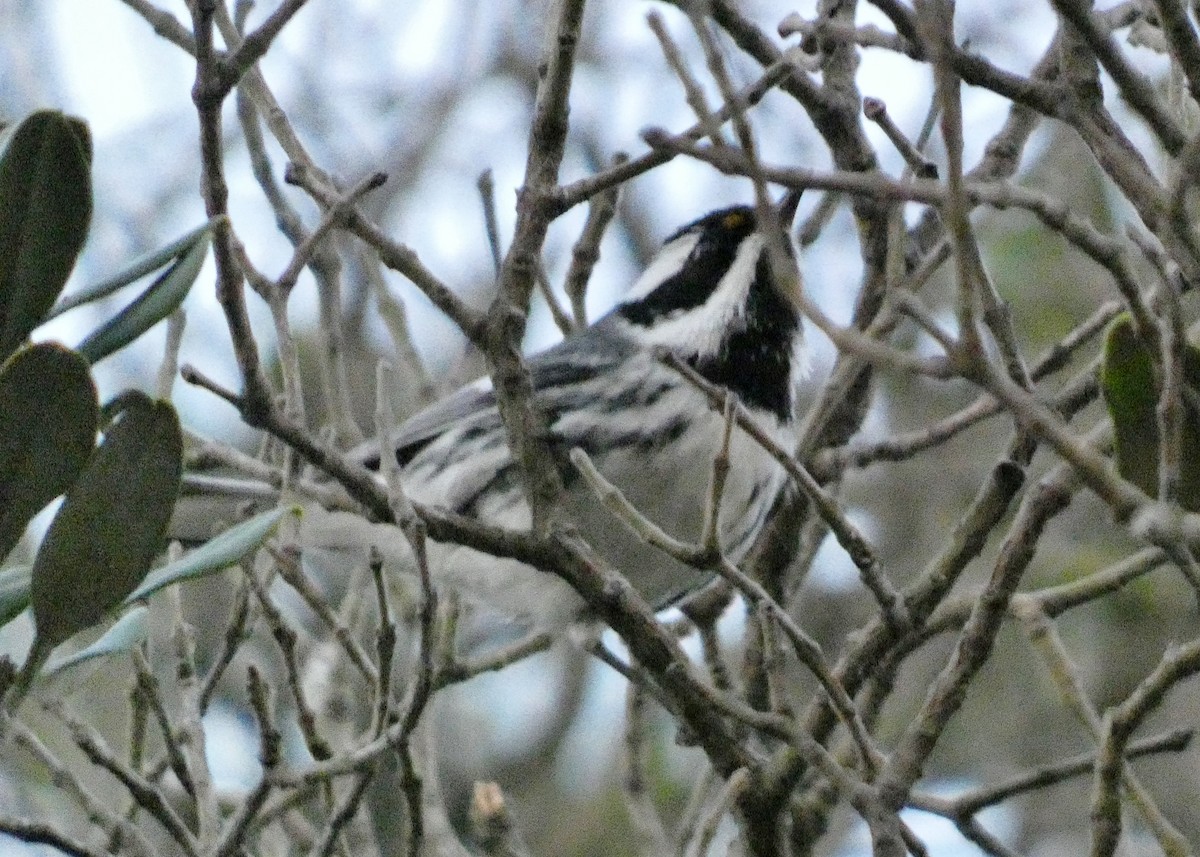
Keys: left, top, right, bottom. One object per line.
{"left": 477, "top": 168, "right": 503, "bottom": 275}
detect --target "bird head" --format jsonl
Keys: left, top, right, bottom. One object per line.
{"left": 612, "top": 191, "right": 805, "bottom": 419}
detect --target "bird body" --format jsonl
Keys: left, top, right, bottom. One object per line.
{"left": 183, "top": 197, "right": 807, "bottom": 631}
{"left": 302, "top": 197, "right": 807, "bottom": 630}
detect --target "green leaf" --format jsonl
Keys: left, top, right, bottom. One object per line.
{"left": 40, "top": 605, "right": 148, "bottom": 679}
{"left": 0, "top": 111, "right": 92, "bottom": 361}
{"left": 125, "top": 505, "right": 298, "bottom": 604}
{"left": 0, "top": 343, "right": 99, "bottom": 563}
{"left": 46, "top": 220, "right": 215, "bottom": 322}
{"left": 31, "top": 393, "right": 182, "bottom": 650}
{"left": 1100, "top": 314, "right": 1200, "bottom": 511}
{"left": 76, "top": 228, "right": 210, "bottom": 364}
{"left": 0, "top": 566, "right": 31, "bottom": 627}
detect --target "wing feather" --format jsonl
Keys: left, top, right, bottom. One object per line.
{"left": 353, "top": 319, "right": 637, "bottom": 468}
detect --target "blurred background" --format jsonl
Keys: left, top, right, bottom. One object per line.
{"left": 3, "top": 1, "right": 1197, "bottom": 855}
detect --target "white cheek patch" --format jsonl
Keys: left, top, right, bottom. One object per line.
{"left": 623, "top": 232, "right": 701, "bottom": 301}
{"left": 627, "top": 235, "right": 766, "bottom": 358}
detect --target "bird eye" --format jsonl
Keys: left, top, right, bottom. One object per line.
{"left": 721, "top": 211, "right": 748, "bottom": 230}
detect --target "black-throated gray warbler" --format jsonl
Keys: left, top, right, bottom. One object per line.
{"left": 298, "top": 191, "right": 807, "bottom": 630}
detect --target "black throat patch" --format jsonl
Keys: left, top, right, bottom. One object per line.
{"left": 689, "top": 253, "right": 798, "bottom": 422}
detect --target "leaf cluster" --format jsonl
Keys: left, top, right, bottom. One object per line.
{"left": 0, "top": 111, "right": 276, "bottom": 700}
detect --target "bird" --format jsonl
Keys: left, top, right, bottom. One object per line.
{"left": 209, "top": 192, "right": 808, "bottom": 632}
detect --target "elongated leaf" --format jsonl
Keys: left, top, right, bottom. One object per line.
{"left": 0, "top": 111, "right": 92, "bottom": 361}
{"left": 0, "top": 566, "right": 31, "bottom": 627}
{"left": 76, "top": 229, "right": 210, "bottom": 364}
{"left": 0, "top": 343, "right": 99, "bottom": 562}
{"left": 31, "top": 393, "right": 182, "bottom": 650}
{"left": 47, "top": 221, "right": 215, "bottom": 321}
{"left": 1100, "top": 314, "right": 1200, "bottom": 510}
{"left": 40, "top": 606, "right": 148, "bottom": 678}
{"left": 126, "top": 505, "right": 298, "bottom": 604}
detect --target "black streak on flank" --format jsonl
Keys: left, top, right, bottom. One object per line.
{"left": 588, "top": 378, "right": 674, "bottom": 414}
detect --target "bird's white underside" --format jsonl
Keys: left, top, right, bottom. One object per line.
{"left": 300, "top": 397, "right": 790, "bottom": 632}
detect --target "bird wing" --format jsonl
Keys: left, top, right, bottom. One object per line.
{"left": 347, "top": 376, "right": 499, "bottom": 469}
{"left": 354, "top": 319, "right": 637, "bottom": 468}
{"left": 392, "top": 376, "right": 498, "bottom": 460}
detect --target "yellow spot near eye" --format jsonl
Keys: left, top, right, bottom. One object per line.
{"left": 722, "top": 212, "right": 747, "bottom": 230}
